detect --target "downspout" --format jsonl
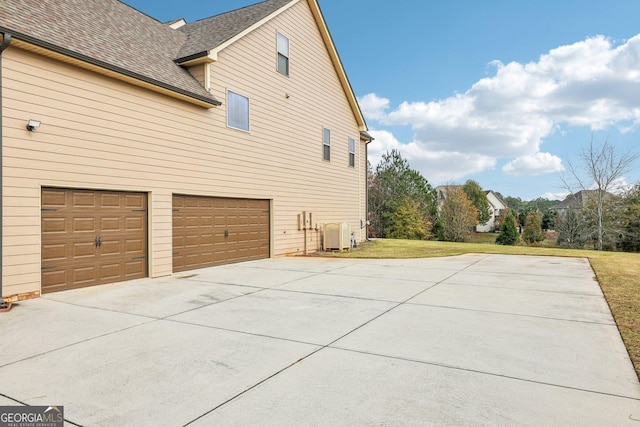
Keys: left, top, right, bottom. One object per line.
{"left": 0, "top": 33, "right": 11, "bottom": 311}
{"left": 361, "top": 132, "right": 374, "bottom": 241}
{"left": 365, "top": 141, "right": 369, "bottom": 241}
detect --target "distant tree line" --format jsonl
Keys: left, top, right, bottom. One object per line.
{"left": 367, "top": 142, "right": 640, "bottom": 253}
{"left": 367, "top": 150, "right": 491, "bottom": 242}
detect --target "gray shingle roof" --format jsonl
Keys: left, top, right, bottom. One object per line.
{"left": 0, "top": 0, "right": 295, "bottom": 106}
{"left": 552, "top": 190, "right": 616, "bottom": 210}
{"left": 176, "top": 0, "right": 294, "bottom": 61}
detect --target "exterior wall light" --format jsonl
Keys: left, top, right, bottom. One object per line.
{"left": 26, "top": 119, "right": 41, "bottom": 132}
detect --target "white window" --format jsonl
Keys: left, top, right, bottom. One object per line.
{"left": 227, "top": 90, "right": 249, "bottom": 131}
{"left": 348, "top": 138, "right": 356, "bottom": 167}
{"left": 277, "top": 32, "right": 289, "bottom": 76}
{"left": 323, "top": 128, "right": 330, "bottom": 161}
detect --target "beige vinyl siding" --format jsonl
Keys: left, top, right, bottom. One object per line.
{"left": 187, "top": 64, "right": 207, "bottom": 89}
{"left": 208, "top": 1, "right": 364, "bottom": 254}
{"left": 1, "top": 0, "right": 366, "bottom": 297}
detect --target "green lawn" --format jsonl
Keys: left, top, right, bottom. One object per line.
{"left": 322, "top": 238, "right": 640, "bottom": 378}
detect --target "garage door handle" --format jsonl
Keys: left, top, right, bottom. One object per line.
{"left": 95, "top": 236, "right": 102, "bottom": 248}
{"left": 224, "top": 229, "right": 229, "bottom": 238}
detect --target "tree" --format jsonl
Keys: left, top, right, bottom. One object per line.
{"left": 462, "top": 179, "right": 491, "bottom": 225}
{"left": 541, "top": 209, "right": 557, "bottom": 230}
{"left": 368, "top": 150, "right": 437, "bottom": 239}
{"left": 561, "top": 138, "right": 639, "bottom": 250}
{"left": 502, "top": 195, "right": 559, "bottom": 232}
{"left": 386, "top": 198, "right": 431, "bottom": 240}
{"left": 367, "top": 160, "right": 383, "bottom": 237}
{"left": 494, "top": 207, "right": 519, "bottom": 231}
{"left": 440, "top": 188, "right": 478, "bottom": 242}
{"left": 496, "top": 209, "right": 519, "bottom": 245}
{"left": 618, "top": 184, "right": 640, "bottom": 252}
{"left": 556, "top": 209, "right": 586, "bottom": 249}
{"left": 504, "top": 196, "right": 525, "bottom": 213}
{"left": 522, "top": 212, "right": 544, "bottom": 244}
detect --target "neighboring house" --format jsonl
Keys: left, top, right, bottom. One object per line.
{"left": 550, "top": 190, "right": 615, "bottom": 216}
{"left": 476, "top": 190, "right": 507, "bottom": 233}
{"left": 435, "top": 186, "right": 506, "bottom": 232}
{"left": 435, "top": 185, "right": 461, "bottom": 206}
{"left": 435, "top": 184, "right": 464, "bottom": 210}
{"left": 0, "top": 0, "right": 371, "bottom": 301}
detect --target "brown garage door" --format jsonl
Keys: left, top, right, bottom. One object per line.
{"left": 41, "top": 188, "right": 148, "bottom": 293}
{"left": 172, "top": 195, "right": 270, "bottom": 272}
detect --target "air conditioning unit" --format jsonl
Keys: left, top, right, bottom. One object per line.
{"left": 324, "top": 223, "right": 350, "bottom": 251}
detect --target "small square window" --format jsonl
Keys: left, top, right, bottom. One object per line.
{"left": 277, "top": 32, "right": 289, "bottom": 76}
{"left": 348, "top": 138, "right": 356, "bottom": 167}
{"left": 227, "top": 90, "right": 249, "bottom": 131}
{"left": 323, "top": 128, "right": 331, "bottom": 161}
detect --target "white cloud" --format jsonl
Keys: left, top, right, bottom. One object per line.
{"left": 503, "top": 152, "right": 565, "bottom": 176}
{"left": 400, "top": 150, "right": 496, "bottom": 184}
{"left": 359, "top": 34, "right": 640, "bottom": 183}
{"left": 368, "top": 130, "right": 495, "bottom": 184}
{"left": 367, "top": 129, "right": 401, "bottom": 166}
{"left": 540, "top": 191, "right": 569, "bottom": 201}
{"left": 357, "top": 93, "right": 390, "bottom": 121}
{"left": 589, "top": 176, "right": 633, "bottom": 194}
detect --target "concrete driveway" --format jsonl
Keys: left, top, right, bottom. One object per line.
{"left": 1, "top": 254, "right": 639, "bottom": 426}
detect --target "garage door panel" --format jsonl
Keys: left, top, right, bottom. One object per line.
{"left": 99, "top": 240, "right": 121, "bottom": 256}
{"left": 42, "top": 188, "right": 66, "bottom": 206}
{"left": 99, "top": 193, "right": 121, "bottom": 208}
{"left": 99, "top": 263, "right": 121, "bottom": 282}
{"left": 42, "top": 269, "right": 66, "bottom": 289}
{"left": 125, "top": 260, "right": 146, "bottom": 277}
{"left": 126, "top": 217, "right": 144, "bottom": 231}
{"left": 73, "top": 192, "right": 97, "bottom": 208}
{"left": 73, "top": 241, "right": 97, "bottom": 258}
{"left": 42, "top": 243, "right": 66, "bottom": 261}
{"left": 41, "top": 188, "right": 148, "bottom": 293}
{"left": 42, "top": 217, "right": 66, "bottom": 233}
{"left": 185, "top": 216, "right": 203, "bottom": 227}
{"left": 72, "top": 266, "right": 98, "bottom": 285}
{"left": 73, "top": 217, "right": 96, "bottom": 232}
{"left": 125, "top": 239, "right": 145, "bottom": 254}
{"left": 173, "top": 195, "right": 269, "bottom": 273}
{"left": 101, "top": 217, "right": 121, "bottom": 232}
{"left": 184, "top": 235, "right": 204, "bottom": 247}
{"left": 125, "top": 194, "right": 145, "bottom": 208}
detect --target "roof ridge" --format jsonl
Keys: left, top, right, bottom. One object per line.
{"left": 186, "top": 0, "right": 273, "bottom": 26}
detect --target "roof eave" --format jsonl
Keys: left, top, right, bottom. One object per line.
{"left": 175, "top": 50, "right": 216, "bottom": 66}
{"left": 360, "top": 131, "right": 374, "bottom": 143}
{"left": 1, "top": 28, "right": 221, "bottom": 108}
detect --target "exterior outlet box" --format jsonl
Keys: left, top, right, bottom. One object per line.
{"left": 324, "top": 223, "right": 350, "bottom": 251}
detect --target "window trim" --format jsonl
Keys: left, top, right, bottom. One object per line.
{"left": 226, "top": 89, "right": 250, "bottom": 132}
{"left": 323, "top": 127, "right": 331, "bottom": 162}
{"left": 348, "top": 137, "right": 356, "bottom": 168}
{"left": 277, "top": 32, "right": 290, "bottom": 76}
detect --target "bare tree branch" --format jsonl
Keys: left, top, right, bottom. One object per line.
{"left": 558, "top": 136, "right": 639, "bottom": 250}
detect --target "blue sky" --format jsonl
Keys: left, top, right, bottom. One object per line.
{"left": 123, "top": 0, "right": 640, "bottom": 200}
